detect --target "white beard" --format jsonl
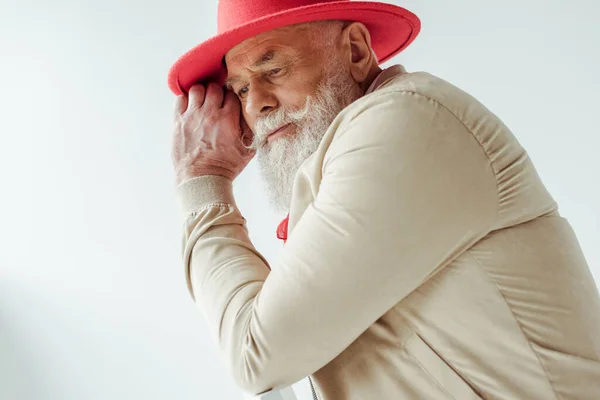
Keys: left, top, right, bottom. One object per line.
{"left": 252, "top": 67, "right": 364, "bottom": 213}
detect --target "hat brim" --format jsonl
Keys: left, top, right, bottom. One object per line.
{"left": 167, "top": 1, "right": 421, "bottom": 95}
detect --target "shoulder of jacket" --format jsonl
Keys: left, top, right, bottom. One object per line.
{"left": 340, "top": 71, "right": 499, "bottom": 134}
{"left": 370, "top": 71, "right": 477, "bottom": 112}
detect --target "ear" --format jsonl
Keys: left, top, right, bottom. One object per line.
{"left": 340, "top": 22, "right": 376, "bottom": 84}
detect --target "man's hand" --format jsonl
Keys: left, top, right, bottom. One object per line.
{"left": 172, "top": 83, "right": 255, "bottom": 186}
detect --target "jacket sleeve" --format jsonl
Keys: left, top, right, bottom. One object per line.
{"left": 177, "top": 90, "right": 499, "bottom": 395}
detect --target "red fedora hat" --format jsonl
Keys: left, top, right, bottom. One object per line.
{"left": 167, "top": 0, "right": 421, "bottom": 95}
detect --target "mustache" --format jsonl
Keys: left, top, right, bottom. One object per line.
{"left": 248, "top": 96, "right": 313, "bottom": 149}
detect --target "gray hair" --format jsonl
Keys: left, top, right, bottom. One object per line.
{"left": 295, "top": 20, "right": 349, "bottom": 49}
{"left": 295, "top": 20, "right": 377, "bottom": 62}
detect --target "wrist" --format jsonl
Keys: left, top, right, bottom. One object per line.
{"left": 176, "top": 166, "right": 235, "bottom": 186}
{"left": 176, "top": 175, "right": 236, "bottom": 216}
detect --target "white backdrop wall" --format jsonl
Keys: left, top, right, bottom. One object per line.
{"left": 1, "top": 0, "right": 598, "bottom": 399}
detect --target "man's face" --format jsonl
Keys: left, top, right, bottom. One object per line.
{"left": 224, "top": 23, "right": 363, "bottom": 212}
{"left": 225, "top": 25, "right": 329, "bottom": 142}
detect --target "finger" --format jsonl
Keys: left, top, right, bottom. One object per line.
{"left": 203, "top": 82, "right": 225, "bottom": 109}
{"left": 188, "top": 84, "right": 206, "bottom": 109}
{"left": 240, "top": 117, "right": 255, "bottom": 147}
{"left": 223, "top": 90, "right": 247, "bottom": 140}
{"left": 222, "top": 89, "right": 240, "bottom": 111}
{"left": 173, "top": 95, "right": 188, "bottom": 119}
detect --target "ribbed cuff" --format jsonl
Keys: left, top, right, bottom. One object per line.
{"left": 176, "top": 175, "right": 236, "bottom": 217}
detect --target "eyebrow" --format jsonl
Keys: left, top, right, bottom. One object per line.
{"left": 225, "top": 50, "right": 278, "bottom": 89}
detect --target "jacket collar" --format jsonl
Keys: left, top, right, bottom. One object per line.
{"left": 366, "top": 65, "right": 407, "bottom": 95}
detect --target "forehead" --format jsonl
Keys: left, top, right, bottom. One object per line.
{"left": 225, "top": 25, "right": 308, "bottom": 71}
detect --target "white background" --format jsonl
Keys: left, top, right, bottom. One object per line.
{"left": 1, "top": 0, "right": 598, "bottom": 399}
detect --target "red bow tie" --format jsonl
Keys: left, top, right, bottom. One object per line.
{"left": 276, "top": 214, "right": 290, "bottom": 244}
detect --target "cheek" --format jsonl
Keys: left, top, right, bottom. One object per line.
{"left": 281, "top": 70, "right": 323, "bottom": 107}
{"left": 277, "top": 84, "right": 315, "bottom": 110}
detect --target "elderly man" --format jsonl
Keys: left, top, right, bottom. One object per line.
{"left": 169, "top": 1, "right": 600, "bottom": 399}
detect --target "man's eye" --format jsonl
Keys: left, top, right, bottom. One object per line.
{"left": 237, "top": 86, "right": 249, "bottom": 97}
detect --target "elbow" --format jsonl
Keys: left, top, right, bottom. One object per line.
{"left": 231, "top": 356, "right": 278, "bottom": 396}
{"left": 223, "top": 300, "right": 299, "bottom": 395}
{"left": 236, "top": 381, "right": 274, "bottom": 398}
{"left": 229, "top": 346, "right": 296, "bottom": 396}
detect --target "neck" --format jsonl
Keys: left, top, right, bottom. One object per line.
{"left": 360, "top": 64, "right": 383, "bottom": 93}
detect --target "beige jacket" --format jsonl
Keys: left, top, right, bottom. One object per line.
{"left": 177, "top": 66, "right": 600, "bottom": 399}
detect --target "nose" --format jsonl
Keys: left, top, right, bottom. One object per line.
{"left": 244, "top": 81, "right": 278, "bottom": 118}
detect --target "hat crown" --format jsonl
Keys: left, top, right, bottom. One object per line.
{"left": 218, "top": 0, "right": 348, "bottom": 33}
